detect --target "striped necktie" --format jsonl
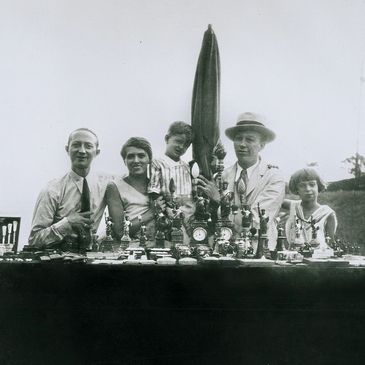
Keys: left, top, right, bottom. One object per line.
{"left": 237, "top": 169, "right": 248, "bottom": 204}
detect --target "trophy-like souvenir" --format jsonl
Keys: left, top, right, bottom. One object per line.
{"left": 212, "top": 144, "right": 234, "bottom": 243}
{"left": 308, "top": 216, "right": 320, "bottom": 248}
{"left": 120, "top": 213, "right": 132, "bottom": 250}
{"left": 255, "top": 205, "right": 270, "bottom": 259}
{"left": 189, "top": 162, "right": 213, "bottom": 259}
{"left": 292, "top": 215, "right": 304, "bottom": 250}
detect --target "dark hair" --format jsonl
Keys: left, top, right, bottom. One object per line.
{"left": 120, "top": 137, "right": 152, "bottom": 161}
{"left": 289, "top": 168, "right": 327, "bottom": 194}
{"left": 68, "top": 128, "right": 99, "bottom": 147}
{"left": 166, "top": 121, "right": 192, "bottom": 147}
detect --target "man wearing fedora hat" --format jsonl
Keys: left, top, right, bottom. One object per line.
{"left": 197, "top": 112, "right": 285, "bottom": 252}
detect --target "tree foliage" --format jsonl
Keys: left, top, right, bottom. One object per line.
{"left": 342, "top": 153, "right": 365, "bottom": 180}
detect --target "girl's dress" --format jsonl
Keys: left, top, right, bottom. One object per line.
{"left": 285, "top": 200, "right": 337, "bottom": 248}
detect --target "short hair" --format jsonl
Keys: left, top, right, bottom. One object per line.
{"left": 120, "top": 137, "right": 152, "bottom": 161}
{"left": 289, "top": 168, "right": 327, "bottom": 194}
{"left": 67, "top": 128, "right": 99, "bottom": 148}
{"left": 166, "top": 121, "right": 192, "bottom": 147}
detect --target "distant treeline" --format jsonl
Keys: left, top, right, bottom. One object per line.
{"left": 327, "top": 175, "right": 365, "bottom": 192}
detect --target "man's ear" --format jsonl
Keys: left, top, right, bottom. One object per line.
{"left": 96, "top": 148, "right": 100, "bottom": 156}
{"left": 65, "top": 145, "right": 69, "bottom": 154}
{"left": 165, "top": 134, "right": 169, "bottom": 143}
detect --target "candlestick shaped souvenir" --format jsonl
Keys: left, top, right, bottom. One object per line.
{"left": 2, "top": 226, "right": 6, "bottom": 244}
{"left": 12, "top": 220, "right": 18, "bottom": 245}
{"left": 7, "top": 223, "right": 12, "bottom": 244}
{"left": 191, "top": 162, "right": 200, "bottom": 200}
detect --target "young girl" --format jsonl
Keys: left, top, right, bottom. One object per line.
{"left": 282, "top": 168, "right": 337, "bottom": 248}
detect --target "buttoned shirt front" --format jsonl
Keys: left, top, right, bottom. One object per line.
{"left": 29, "top": 171, "right": 113, "bottom": 247}
{"left": 234, "top": 159, "right": 260, "bottom": 183}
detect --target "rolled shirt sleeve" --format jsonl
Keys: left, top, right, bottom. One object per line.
{"left": 28, "top": 187, "right": 74, "bottom": 247}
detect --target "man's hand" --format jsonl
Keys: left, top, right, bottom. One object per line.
{"left": 67, "top": 211, "right": 93, "bottom": 230}
{"left": 196, "top": 175, "right": 221, "bottom": 203}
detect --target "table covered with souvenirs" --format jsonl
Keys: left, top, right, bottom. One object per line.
{"left": 1, "top": 237, "right": 365, "bottom": 364}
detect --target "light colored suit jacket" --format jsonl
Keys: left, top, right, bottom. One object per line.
{"left": 222, "top": 159, "right": 285, "bottom": 250}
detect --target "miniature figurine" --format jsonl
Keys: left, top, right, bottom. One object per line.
{"left": 220, "top": 181, "right": 234, "bottom": 219}
{"left": 138, "top": 215, "right": 148, "bottom": 246}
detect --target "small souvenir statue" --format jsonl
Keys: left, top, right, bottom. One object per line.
{"left": 195, "top": 195, "right": 209, "bottom": 221}
{"left": 241, "top": 205, "right": 252, "bottom": 230}
{"left": 91, "top": 231, "right": 99, "bottom": 252}
{"left": 171, "top": 208, "right": 184, "bottom": 246}
{"left": 105, "top": 213, "right": 113, "bottom": 240}
{"left": 259, "top": 208, "right": 269, "bottom": 236}
{"left": 220, "top": 181, "right": 234, "bottom": 219}
{"left": 100, "top": 213, "right": 114, "bottom": 252}
{"left": 123, "top": 215, "right": 132, "bottom": 238}
{"left": 120, "top": 213, "right": 132, "bottom": 249}
{"left": 276, "top": 225, "right": 286, "bottom": 252}
{"left": 234, "top": 231, "right": 253, "bottom": 258}
{"left": 155, "top": 212, "right": 170, "bottom": 248}
{"left": 138, "top": 215, "right": 148, "bottom": 247}
{"left": 256, "top": 204, "right": 270, "bottom": 259}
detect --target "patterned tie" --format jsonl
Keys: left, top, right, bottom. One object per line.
{"left": 237, "top": 169, "right": 248, "bottom": 205}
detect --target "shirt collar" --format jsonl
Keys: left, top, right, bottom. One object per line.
{"left": 163, "top": 154, "right": 182, "bottom": 166}
{"left": 69, "top": 170, "right": 92, "bottom": 193}
{"left": 234, "top": 158, "right": 260, "bottom": 182}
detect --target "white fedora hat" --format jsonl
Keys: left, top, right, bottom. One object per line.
{"left": 225, "top": 112, "right": 276, "bottom": 143}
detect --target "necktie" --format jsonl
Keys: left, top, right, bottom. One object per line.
{"left": 81, "top": 178, "right": 90, "bottom": 212}
{"left": 237, "top": 169, "right": 248, "bottom": 205}
{"left": 79, "top": 178, "right": 91, "bottom": 251}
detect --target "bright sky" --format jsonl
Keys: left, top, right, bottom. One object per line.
{"left": 1, "top": 0, "right": 365, "bottom": 246}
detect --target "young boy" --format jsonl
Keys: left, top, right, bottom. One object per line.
{"left": 148, "top": 122, "right": 194, "bottom": 242}
{"left": 148, "top": 121, "right": 193, "bottom": 203}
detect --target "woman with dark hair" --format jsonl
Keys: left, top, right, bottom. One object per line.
{"left": 105, "top": 137, "right": 165, "bottom": 242}
{"left": 282, "top": 168, "right": 337, "bottom": 248}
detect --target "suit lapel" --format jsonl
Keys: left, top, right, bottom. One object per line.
{"left": 246, "top": 160, "right": 267, "bottom": 198}
{"left": 223, "top": 163, "right": 237, "bottom": 192}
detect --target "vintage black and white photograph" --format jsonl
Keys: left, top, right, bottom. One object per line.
{"left": 0, "top": 0, "right": 364, "bottom": 364}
